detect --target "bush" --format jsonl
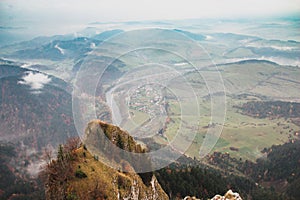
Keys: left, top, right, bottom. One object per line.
{"left": 75, "top": 169, "right": 87, "bottom": 178}
{"left": 66, "top": 193, "right": 78, "bottom": 200}
{"left": 117, "top": 175, "right": 131, "bottom": 190}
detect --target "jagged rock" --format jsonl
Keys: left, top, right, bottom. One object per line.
{"left": 211, "top": 190, "right": 242, "bottom": 200}
{"left": 183, "top": 196, "right": 200, "bottom": 200}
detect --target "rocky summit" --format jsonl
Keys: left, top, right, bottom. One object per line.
{"left": 44, "top": 120, "right": 168, "bottom": 200}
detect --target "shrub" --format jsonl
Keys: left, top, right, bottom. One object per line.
{"left": 66, "top": 193, "right": 78, "bottom": 200}
{"left": 75, "top": 169, "right": 87, "bottom": 178}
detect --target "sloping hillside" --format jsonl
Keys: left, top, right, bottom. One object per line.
{"left": 43, "top": 120, "right": 168, "bottom": 200}
{"left": 0, "top": 63, "right": 76, "bottom": 148}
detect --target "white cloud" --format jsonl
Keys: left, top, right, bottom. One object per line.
{"left": 18, "top": 72, "right": 51, "bottom": 90}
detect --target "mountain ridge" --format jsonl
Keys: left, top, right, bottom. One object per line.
{"left": 44, "top": 120, "right": 169, "bottom": 200}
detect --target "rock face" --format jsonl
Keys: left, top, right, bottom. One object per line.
{"left": 183, "top": 190, "right": 242, "bottom": 200}
{"left": 119, "top": 175, "right": 167, "bottom": 200}
{"left": 183, "top": 196, "right": 200, "bottom": 200}
{"left": 44, "top": 120, "right": 168, "bottom": 200}
{"left": 211, "top": 190, "right": 242, "bottom": 200}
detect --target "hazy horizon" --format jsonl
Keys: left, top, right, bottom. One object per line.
{"left": 1, "top": 0, "right": 300, "bottom": 43}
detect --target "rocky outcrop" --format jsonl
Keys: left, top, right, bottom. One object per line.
{"left": 119, "top": 175, "right": 168, "bottom": 200}
{"left": 44, "top": 120, "right": 168, "bottom": 200}
{"left": 183, "top": 190, "right": 242, "bottom": 200}
{"left": 183, "top": 196, "right": 200, "bottom": 200}
{"left": 211, "top": 190, "right": 242, "bottom": 200}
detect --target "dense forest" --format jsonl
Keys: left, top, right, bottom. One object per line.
{"left": 237, "top": 101, "right": 300, "bottom": 121}
{"left": 1, "top": 137, "right": 299, "bottom": 199}
{"left": 155, "top": 138, "right": 300, "bottom": 199}
{"left": 155, "top": 156, "right": 284, "bottom": 200}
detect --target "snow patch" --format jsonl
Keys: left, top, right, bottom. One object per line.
{"left": 174, "top": 62, "right": 188, "bottom": 66}
{"left": 205, "top": 35, "right": 213, "bottom": 40}
{"left": 90, "top": 42, "right": 96, "bottom": 48}
{"left": 54, "top": 44, "right": 65, "bottom": 55}
{"left": 20, "top": 63, "right": 33, "bottom": 69}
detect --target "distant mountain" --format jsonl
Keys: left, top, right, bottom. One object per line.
{"left": 0, "top": 34, "right": 76, "bottom": 55}
{"left": 211, "top": 33, "right": 300, "bottom": 63}
{"left": 218, "top": 58, "right": 280, "bottom": 66}
{"left": 92, "top": 29, "right": 124, "bottom": 41}
{"left": 211, "top": 32, "right": 260, "bottom": 42}
{"left": 0, "top": 29, "right": 126, "bottom": 62}
{"left": 248, "top": 46, "right": 300, "bottom": 59}
{"left": 173, "top": 29, "right": 206, "bottom": 41}
{"left": 10, "top": 37, "right": 100, "bottom": 61}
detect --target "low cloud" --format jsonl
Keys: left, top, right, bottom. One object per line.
{"left": 246, "top": 43, "right": 298, "bottom": 51}
{"left": 18, "top": 71, "right": 51, "bottom": 90}
{"left": 26, "top": 159, "right": 46, "bottom": 177}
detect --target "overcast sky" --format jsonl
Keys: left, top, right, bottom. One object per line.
{"left": 0, "top": 0, "right": 299, "bottom": 41}
{"left": 1, "top": 0, "right": 300, "bottom": 25}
